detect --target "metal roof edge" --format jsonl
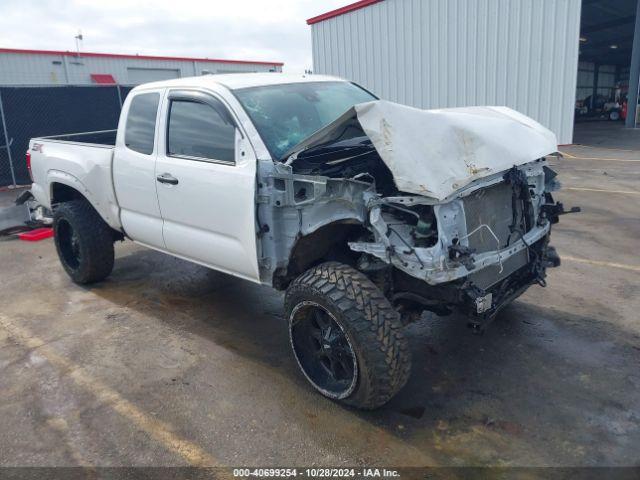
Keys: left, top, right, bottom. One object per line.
{"left": 306, "top": 0, "right": 383, "bottom": 25}
{"left": 0, "top": 48, "right": 284, "bottom": 66}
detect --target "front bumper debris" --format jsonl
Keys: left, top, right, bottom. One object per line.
{"left": 461, "top": 237, "right": 561, "bottom": 331}
{"left": 349, "top": 207, "right": 551, "bottom": 286}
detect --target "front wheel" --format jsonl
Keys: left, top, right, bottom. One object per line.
{"left": 285, "top": 262, "right": 411, "bottom": 409}
{"left": 53, "top": 200, "right": 115, "bottom": 284}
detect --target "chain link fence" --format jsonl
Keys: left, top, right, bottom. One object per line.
{"left": 0, "top": 85, "right": 134, "bottom": 187}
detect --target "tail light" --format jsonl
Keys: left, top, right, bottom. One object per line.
{"left": 26, "top": 150, "right": 32, "bottom": 181}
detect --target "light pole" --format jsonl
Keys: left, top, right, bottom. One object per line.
{"left": 74, "top": 31, "right": 83, "bottom": 58}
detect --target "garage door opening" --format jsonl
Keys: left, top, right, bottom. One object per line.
{"left": 573, "top": 0, "right": 640, "bottom": 146}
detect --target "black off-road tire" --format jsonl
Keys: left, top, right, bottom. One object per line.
{"left": 53, "top": 200, "right": 115, "bottom": 284}
{"left": 285, "top": 262, "right": 411, "bottom": 409}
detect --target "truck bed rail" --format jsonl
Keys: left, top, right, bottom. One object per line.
{"left": 35, "top": 129, "right": 117, "bottom": 147}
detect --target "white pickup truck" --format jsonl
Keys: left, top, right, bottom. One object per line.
{"left": 27, "top": 73, "right": 571, "bottom": 408}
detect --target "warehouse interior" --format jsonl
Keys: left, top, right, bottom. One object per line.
{"left": 574, "top": 0, "right": 640, "bottom": 140}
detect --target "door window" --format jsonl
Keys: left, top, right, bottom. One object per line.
{"left": 124, "top": 92, "right": 160, "bottom": 155}
{"left": 167, "top": 99, "right": 235, "bottom": 163}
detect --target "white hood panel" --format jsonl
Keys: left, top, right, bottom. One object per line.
{"left": 353, "top": 101, "right": 558, "bottom": 200}
{"left": 289, "top": 101, "right": 558, "bottom": 201}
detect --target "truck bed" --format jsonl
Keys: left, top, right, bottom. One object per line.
{"left": 28, "top": 129, "right": 121, "bottom": 231}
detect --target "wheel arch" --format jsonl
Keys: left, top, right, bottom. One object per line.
{"left": 47, "top": 171, "right": 122, "bottom": 231}
{"left": 274, "top": 219, "right": 369, "bottom": 290}
{"left": 51, "top": 181, "right": 88, "bottom": 204}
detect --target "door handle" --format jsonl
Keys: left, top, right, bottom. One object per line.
{"left": 156, "top": 173, "right": 179, "bottom": 185}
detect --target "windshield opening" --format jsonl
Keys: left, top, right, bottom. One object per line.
{"left": 233, "top": 81, "right": 377, "bottom": 160}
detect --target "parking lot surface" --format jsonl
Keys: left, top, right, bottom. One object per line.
{"left": 1, "top": 123, "right": 639, "bottom": 468}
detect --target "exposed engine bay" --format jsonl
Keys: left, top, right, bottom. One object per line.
{"left": 254, "top": 101, "right": 577, "bottom": 330}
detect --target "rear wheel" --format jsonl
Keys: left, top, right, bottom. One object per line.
{"left": 53, "top": 200, "right": 115, "bottom": 284}
{"left": 285, "top": 262, "right": 411, "bottom": 409}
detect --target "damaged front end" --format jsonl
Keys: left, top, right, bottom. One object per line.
{"left": 348, "top": 161, "right": 566, "bottom": 330}
{"left": 255, "top": 100, "right": 576, "bottom": 330}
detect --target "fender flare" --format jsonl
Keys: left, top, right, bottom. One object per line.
{"left": 48, "top": 170, "right": 91, "bottom": 203}
{"left": 47, "top": 170, "right": 122, "bottom": 230}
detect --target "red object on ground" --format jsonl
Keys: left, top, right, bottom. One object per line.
{"left": 19, "top": 227, "right": 54, "bottom": 241}
{"left": 90, "top": 73, "right": 117, "bottom": 84}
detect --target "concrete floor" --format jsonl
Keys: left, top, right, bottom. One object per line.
{"left": 0, "top": 127, "right": 639, "bottom": 468}
{"left": 573, "top": 120, "right": 640, "bottom": 150}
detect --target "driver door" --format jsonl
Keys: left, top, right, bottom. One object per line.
{"left": 154, "top": 89, "right": 260, "bottom": 282}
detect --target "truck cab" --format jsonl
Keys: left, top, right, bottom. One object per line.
{"left": 113, "top": 82, "right": 263, "bottom": 282}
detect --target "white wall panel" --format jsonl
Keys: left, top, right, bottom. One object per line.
{"left": 311, "top": 0, "right": 582, "bottom": 144}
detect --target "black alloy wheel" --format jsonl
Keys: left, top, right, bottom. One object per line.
{"left": 56, "top": 218, "right": 82, "bottom": 270}
{"left": 289, "top": 301, "right": 358, "bottom": 399}
{"left": 53, "top": 200, "right": 115, "bottom": 284}
{"left": 285, "top": 262, "right": 411, "bottom": 409}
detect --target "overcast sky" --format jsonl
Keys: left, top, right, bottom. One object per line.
{"left": 0, "top": 0, "right": 349, "bottom": 72}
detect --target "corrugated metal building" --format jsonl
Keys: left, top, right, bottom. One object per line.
{"left": 308, "top": 0, "right": 640, "bottom": 144}
{"left": 0, "top": 48, "right": 283, "bottom": 86}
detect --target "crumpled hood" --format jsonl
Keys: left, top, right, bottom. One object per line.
{"left": 287, "top": 100, "right": 558, "bottom": 201}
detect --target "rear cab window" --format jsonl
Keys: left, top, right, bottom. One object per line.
{"left": 125, "top": 92, "right": 160, "bottom": 155}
